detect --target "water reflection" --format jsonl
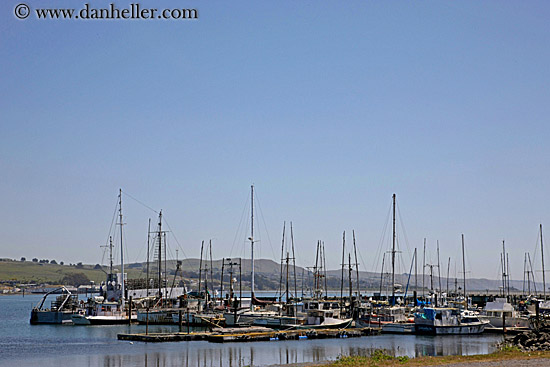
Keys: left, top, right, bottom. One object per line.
{"left": 68, "top": 334, "right": 501, "bottom": 367}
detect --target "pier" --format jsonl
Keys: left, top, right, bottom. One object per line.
{"left": 117, "top": 326, "right": 380, "bottom": 343}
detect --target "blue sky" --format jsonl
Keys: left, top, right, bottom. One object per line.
{"left": 1, "top": 1, "right": 550, "bottom": 281}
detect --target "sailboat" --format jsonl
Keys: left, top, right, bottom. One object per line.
{"left": 224, "top": 185, "right": 268, "bottom": 326}
{"left": 136, "top": 210, "right": 188, "bottom": 324}
{"left": 72, "top": 190, "right": 136, "bottom": 325}
{"left": 356, "top": 194, "right": 413, "bottom": 331}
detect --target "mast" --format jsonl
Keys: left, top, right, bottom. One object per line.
{"left": 348, "top": 254, "right": 353, "bottom": 303}
{"left": 414, "top": 247, "right": 417, "bottom": 298}
{"left": 250, "top": 185, "right": 255, "bottom": 300}
{"left": 507, "top": 253, "right": 510, "bottom": 297}
{"left": 462, "top": 234, "right": 466, "bottom": 306}
{"left": 198, "top": 240, "right": 204, "bottom": 298}
{"left": 146, "top": 219, "right": 151, "bottom": 298}
{"left": 379, "top": 253, "right": 385, "bottom": 297}
{"left": 118, "top": 189, "right": 125, "bottom": 308}
{"left": 209, "top": 240, "right": 214, "bottom": 303}
{"left": 422, "top": 238, "right": 426, "bottom": 299}
{"left": 316, "top": 240, "right": 323, "bottom": 299}
{"left": 353, "top": 230, "right": 360, "bottom": 297}
{"left": 528, "top": 252, "right": 537, "bottom": 295}
{"left": 391, "top": 194, "right": 396, "bottom": 305}
{"left": 437, "top": 241, "right": 442, "bottom": 295}
{"left": 291, "top": 222, "right": 297, "bottom": 301}
{"left": 541, "top": 224, "right": 546, "bottom": 300}
{"left": 164, "top": 233, "right": 167, "bottom": 300}
{"left": 157, "top": 211, "right": 163, "bottom": 302}
{"left": 279, "top": 223, "right": 285, "bottom": 302}
{"left": 446, "top": 257, "right": 450, "bottom": 296}
{"left": 340, "top": 231, "right": 345, "bottom": 314}
{"left": 502, "top": 240, "right": 507, "bottom": 298}
{"left": 521, "top": 253, "right": 527, "bottom": 296}
{"left": 109, "top": 236, "right": 113, "bottom": 275}
{"left": 322, "top": 241, "right": 328, "bottom": 297}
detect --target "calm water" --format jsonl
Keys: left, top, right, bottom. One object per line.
{"left": 0, "top": 295, "right": 503, "bottom": 367}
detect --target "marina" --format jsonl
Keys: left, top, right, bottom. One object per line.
{"left": 1, "top": 294, "right": 505, "bottom": 367}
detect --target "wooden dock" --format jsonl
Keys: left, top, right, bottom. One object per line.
{"left": 117, "top": 327, "right": 380, "bottom": 343}
{"left": 484, "top": 326, "right": 530, "bottom": 335}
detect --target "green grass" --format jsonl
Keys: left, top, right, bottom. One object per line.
{"left": 0, "top": 260, "right": 143, "bottom": 284}
{"left": 321, "top": 348, "right": 550, "bottom": 367}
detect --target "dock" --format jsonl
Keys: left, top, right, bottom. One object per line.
{"left": 117, "top": 327, "right": 380, "bottom": 343}
{"left": 484, "top": 326, "right": 530, "bottom": 335}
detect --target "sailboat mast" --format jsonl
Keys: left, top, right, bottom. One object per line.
{"left": 353, "top": 230, "right": 360, "bottom": 297}
{"left": 462, "top": 234, "right": 466, "bottom": 306}
{"left": 437, "top": 241, "right": 442, "bottom": 295}
{"left": 199, "top": 240, "right": 204, "bottom": 297}
{"left": 379, "top": 253, "right": 385, "bottom": 298}
{"left": 158, "top": 211, "right": 163, "bottom": 301}
{"left": 502, "top": 240, "right": 507, "bottom": 298}
{"left": 391, "top": 193, "right": 396, "bottom": 305}
{"left": 109, "top": 236, "right": 113, "bottom": 275}
{"left": 422, "top": 238, "right": 426, "bottom": 299}
{"left": 290, "top": 222, "right": 297, "bottom": 301}
{"left": 279, "top": 223, "right": 285, "bottom": 302}
{"left": 118, "top": 189, "right": 125, "bottom": 308}
{"left": 250, "top": 185, "right": 255, "bottom": 300}
{"left": 322, "top": 241, "right": 328, "bottom": 297}
{"left": 541, "top": 224, "right": 546, "bottom": 300}
{"left": 340, "top": 231, "right": 345, "bottom": 313}
{"left": 146, "top": 219, "right": 151, "bottom": 298}
{"left": 446, "top": 257, "right": 450, "bottom": 296}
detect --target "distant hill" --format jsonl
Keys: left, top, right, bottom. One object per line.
{"left": 0, "top": 257, "right": 543, "bottom": 292}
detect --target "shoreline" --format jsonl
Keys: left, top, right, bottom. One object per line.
{"left": 289, "top": 349, "right": 550, "bottom": 367}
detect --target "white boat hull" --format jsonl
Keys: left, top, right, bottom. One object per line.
{"left": 415, "top": 323, "right": 487, "bottom": 335}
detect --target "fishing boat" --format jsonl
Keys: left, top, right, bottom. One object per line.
{"left": 72, "top": 190, "right": 135, "bottom": 325}
{"left": 72, "top": 296, "right": 136, "bottom": 325}
{"left": 30, "top": 286, "right": 80, "bottom": 324}
{"left": 414, "top": 307, "right": 489, "bottom": 335}
{"left": 480, "top": 298, "right": 531, "bottom": 328}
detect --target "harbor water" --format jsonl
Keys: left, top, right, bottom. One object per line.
{"left": 1, "top": 294, "right": 504, "bottom": 367}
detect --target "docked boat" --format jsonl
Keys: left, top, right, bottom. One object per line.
{"left": 480, "top": 298, "right": 531, "bottom": 328}
{"left": 72, "top": 298, "right": 136, "bottom": 325}
{"left": 356, "top": 305, "right": 410, "bottom": 327}
{"left": 30, "top": 286, "right": 80, "bottom": 324}
{"left": 414, "top": 307, "right": 489, "bottom": 335}
{"left": 380, "top": 322, "right": 415, "bottom": 334}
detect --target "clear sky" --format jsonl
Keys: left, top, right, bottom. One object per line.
{"left": 1, "top": 1, "right": 550, "bottom": 281}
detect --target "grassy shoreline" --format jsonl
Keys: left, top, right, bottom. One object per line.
{"left": 318, "top": 349, "right": 550, "bottom": 366}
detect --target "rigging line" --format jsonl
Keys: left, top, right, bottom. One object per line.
{"left": 396, "top": 201, "right": 413, "bottom": 260}
{"left": 532, "top": 228, "right": 541, "bottom": 272}
{"left": 162, "top": 218, "right": 190, "bottom": 264}
{"left": 254, "top": 190, "right": 278, "bottom": 262}
{"left": 229, "top": 192, "right": 249, "bottom": 257}
{"left": 371, "top": 203, "right": 392, "bottom": 273}
{"left": 121, "top": 190, "right": 159, "bottom": 215}
{"left": 102, "top": 197, "right": 120, "bottom": 262}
